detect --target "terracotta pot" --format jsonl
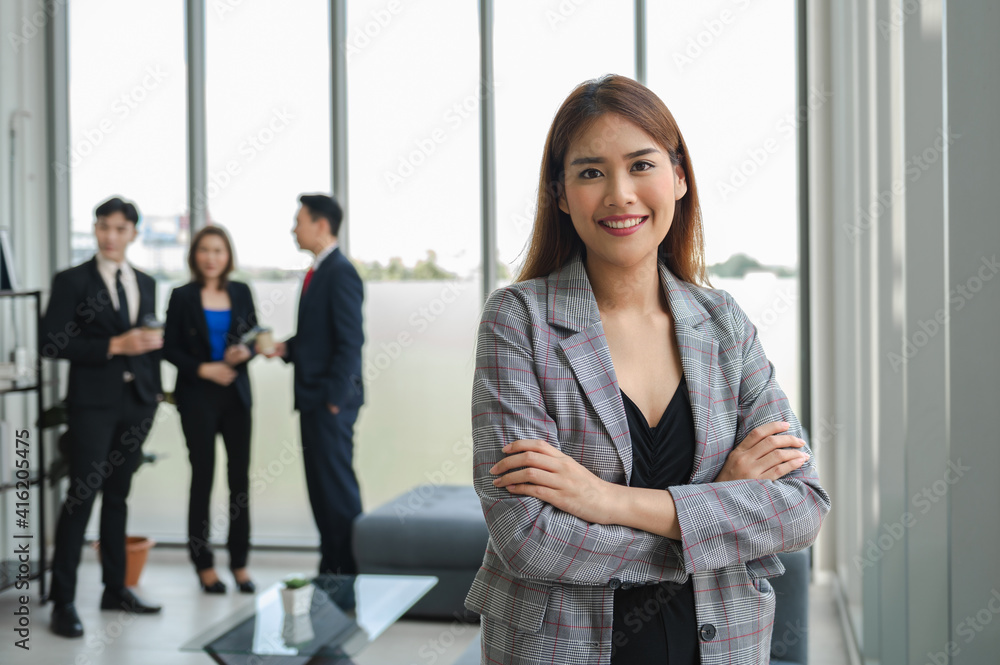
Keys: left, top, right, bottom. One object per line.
{"left": 94, "top": 536, "right": 155, "bottom": 587}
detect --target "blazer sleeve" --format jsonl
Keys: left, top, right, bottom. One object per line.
{"left": 162, "top": 287, "right": 201, "bottom": 379}
{"left": 325, "top": 262, "right": 364, "bottom": 407}
{"left": 472, "top": 287, "right": 686, "bottom": 586}
{"left": 666, "top": 291, "right": 832, "bottom": 574}
{"left": 41, "top": 269, "right": 112, "bottom": 366}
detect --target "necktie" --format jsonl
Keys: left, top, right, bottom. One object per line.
{"left": 115, "top": 268, "right": 131, "bottom": 329}
{"left": 302, "top": 267, "right": 315, "bottom": 295}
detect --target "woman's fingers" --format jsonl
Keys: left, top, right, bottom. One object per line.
{"left": 760, "top": 447, "right": 810, "bottom": 476}
{"left": 490, "top": 449, "right": 563, "bottom": 475}
{"left": 761, "top": 434, "right": 805, "bottom": 453}
{"left": 493, "top": 466, "right": 560, "bottom": 489}
{"left": 490, "top": 439, "right": 563, "bottom": 475}
{"left": 762, "top": 454, "right": 810, "bottom": 480}
{"left": 502, "top": 438, "right": 560, "bottom": 455}
{"left": 739, "top": 421, "right": 791, "bottom": 451}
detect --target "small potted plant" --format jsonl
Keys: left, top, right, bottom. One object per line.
{"left": 281, "top": 575, "right": 314, "bottom": 616}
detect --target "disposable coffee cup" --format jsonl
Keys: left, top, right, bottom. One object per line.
{"left": 256, "top": 328, "right": 275, "bottom": 355}
{"left": 141, "top": 315, "right": 165, "bottom": 338}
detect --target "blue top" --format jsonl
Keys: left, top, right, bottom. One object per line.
{"left": 204, "top": 308, "right": 232, "bottom": 362}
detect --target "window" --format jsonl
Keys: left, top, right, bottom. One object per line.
{"left": 494, "top": 0, "right": 635, "bottom": 276}
{"left": 67, "top": 0, "right": 187, "bottom": 541}
{"left": 647, "top": 3, "right": 802, "bottom": 417}
{"left": 346, "top": 0, "right": 481, "bottom": 509}
{"left": 203, "top": 0, "right": 333, "bottom": 544}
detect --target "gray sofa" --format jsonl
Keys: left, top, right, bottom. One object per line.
{"left": 352, "top": 484, "right": 487, "bottom": 620}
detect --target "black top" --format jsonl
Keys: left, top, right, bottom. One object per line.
{"left": 610, "top": 375, "right": 701, "bottom": 665}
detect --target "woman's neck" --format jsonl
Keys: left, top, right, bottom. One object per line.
{"left": 585, "top": 254, "right": 664, "bottom": 317}
{"left": 202, "top": 278, "right": 222, "bottom": 292}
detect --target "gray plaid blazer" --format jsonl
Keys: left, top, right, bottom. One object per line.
{"left": 465, "top": 255, "right": 831, "bottom": 664}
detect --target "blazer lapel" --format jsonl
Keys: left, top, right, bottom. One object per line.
{"left": 551, "top": 257, "right": 634, "bottom": 482}
{"left": 225, "top": 281, "right": 241, "bottom": 339}
{"left": 658, "top": 265, "right": 719, "bottom": 484}
{"left": 192, "top": 286, "right": 210, "bottom": 349}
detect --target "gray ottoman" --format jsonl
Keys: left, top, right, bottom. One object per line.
{"left": 352, "top": 484, "right": 488, "bottom": 620}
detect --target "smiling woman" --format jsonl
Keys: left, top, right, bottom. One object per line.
{"left": 466, "top": 76, "right": 830, "bottom": 665}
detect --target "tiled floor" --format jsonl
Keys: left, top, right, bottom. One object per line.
{"left": 0, "top": 547, "right": 852, "bottom": 664}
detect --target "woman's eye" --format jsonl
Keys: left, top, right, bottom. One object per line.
{"left": 632, "top": 160, "right": 654, "bottom": 172}
{"left": 580, "top": 168, "right": 603, "bottom": 179}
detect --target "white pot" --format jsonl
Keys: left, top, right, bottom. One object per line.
{"left": 282, "top": 613, "right": 315, "bottom": 645}
{"left": 281, "top": 584, "right": 315, "bottom": 616}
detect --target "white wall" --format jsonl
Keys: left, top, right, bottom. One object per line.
{"left": 1, "top": 0, "right": 61, "bottom": 287}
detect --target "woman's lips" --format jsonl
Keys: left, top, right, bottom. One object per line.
{"left": 598, "top": 215, "right": 647, "bottom": 236}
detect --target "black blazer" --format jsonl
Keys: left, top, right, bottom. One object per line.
{"left": 41, "top": 256, "right": 162, "bottom": 408}
{"left": 163, "top": 280, "right": 258, "bottom": 413}
{"left": 284, "top": 247, "right": 364, "bottom": 412}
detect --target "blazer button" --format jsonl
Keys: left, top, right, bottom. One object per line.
{"left": 699, "top": 623, "right": 717, "bottom": 641}
{"left": 608, "top": 577, "right": 622, "bottom": 590}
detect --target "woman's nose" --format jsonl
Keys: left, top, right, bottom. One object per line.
{"left": 604, "top": 172, "right": 636, "bottom": 208}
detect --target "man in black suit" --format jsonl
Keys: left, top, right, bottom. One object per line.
{"left": 42, "top": 197, "right": 164, "bottom": 638}
{"left": 265, "top": 194, "right": 365, "bottom": 575}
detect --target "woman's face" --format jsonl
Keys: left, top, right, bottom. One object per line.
{"left": 195, "top": 234, "right": 229, "bottom": 281}
{"left": 558, "top": 113, "right": 687, "bottom": 272}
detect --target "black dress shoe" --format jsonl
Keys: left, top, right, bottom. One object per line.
{"left": 51, "top": 603, "right": 84, "bottom": 638}
{"left": 100, "top": 587, "right": 162, "bottom": 614}
{"left": 201, "top": 579, "right": 227, "bottom": 594}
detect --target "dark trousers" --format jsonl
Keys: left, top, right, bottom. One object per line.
{"left": 50, "top": 383, "right": 157, "bottom": 605}
{"left": 179, "top": 382, "right": 252, "bottom": 572}
{"left": 299, "top": 405, "right": 362, "bottom": 575}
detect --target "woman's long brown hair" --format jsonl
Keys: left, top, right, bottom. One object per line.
{"left": 516, "top": 75, "right": 709, "bottom": 287}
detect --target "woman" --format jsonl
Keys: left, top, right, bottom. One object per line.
{"left": 164, "top": 226, "right": 258, "bottom": 594}
{"left": 466, "top": 75, "right": 831, "bottom": 664}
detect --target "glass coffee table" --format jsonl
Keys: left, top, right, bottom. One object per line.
{"left": 182, "top": 574, "right": 437, "bottom": 664}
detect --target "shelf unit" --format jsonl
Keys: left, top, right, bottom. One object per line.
{"left": 0, "top": 289, "right": 47, "bottom": 601}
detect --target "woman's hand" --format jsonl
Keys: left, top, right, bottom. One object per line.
{"left": 714, "top": 421, "right": 810, "bottom": 483}
{"left": 490, "top": 439, "right": 616, "bottom": 524}
{"left": 198, "top": 362, "right": 237, "bottom": 386}
{"left": 224, "top": 343, "right": 252, "bottom": 366}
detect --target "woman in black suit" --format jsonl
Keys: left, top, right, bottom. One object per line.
{"left": 164, "top": 226, "right": 257, "bottom": 594}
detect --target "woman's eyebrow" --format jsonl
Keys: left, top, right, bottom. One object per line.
{"left": 568, "top": 147, "right": 661, "bottom": 166}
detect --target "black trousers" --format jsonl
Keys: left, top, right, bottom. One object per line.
{"left": 50, "top": 383, "right": 157, "bottom": 604}
{"left": 179, "top": 382, "right": 252, "bottom": 572}
{"left": 299, "top": 405, "right": 362, "bottom": 575}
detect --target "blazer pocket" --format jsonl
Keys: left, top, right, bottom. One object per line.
{"left": 467, "top": 564, "right": 552, "bottom": 634}
{"left": 745, "top": 553, "right": 785, "bottom": 580}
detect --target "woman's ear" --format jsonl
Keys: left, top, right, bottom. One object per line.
{"left": 674, "top": 164, "right": 688, "bottom": 201}
{"left": 556, "top": 181, "right": 570, "bottom": 215}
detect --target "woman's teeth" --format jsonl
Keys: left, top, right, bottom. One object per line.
{"left": 600, "top": 217, "right": 645, "bottom": 229}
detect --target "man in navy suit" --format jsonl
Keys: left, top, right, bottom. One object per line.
{"left": 266, "top": 194, "right": 365, "bottom": 575}
{"left": 42, "top": 197, "right": 165, "bottom": 638}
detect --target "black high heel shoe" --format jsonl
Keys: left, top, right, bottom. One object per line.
{"left": 198, "top": 571, "right": 227, "bottom": 594}
{"left": 235, "top": 578, "right": 256, "bottom": 594}
{"left": 231, "top": 570, "right": 256, "bottom": 594}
